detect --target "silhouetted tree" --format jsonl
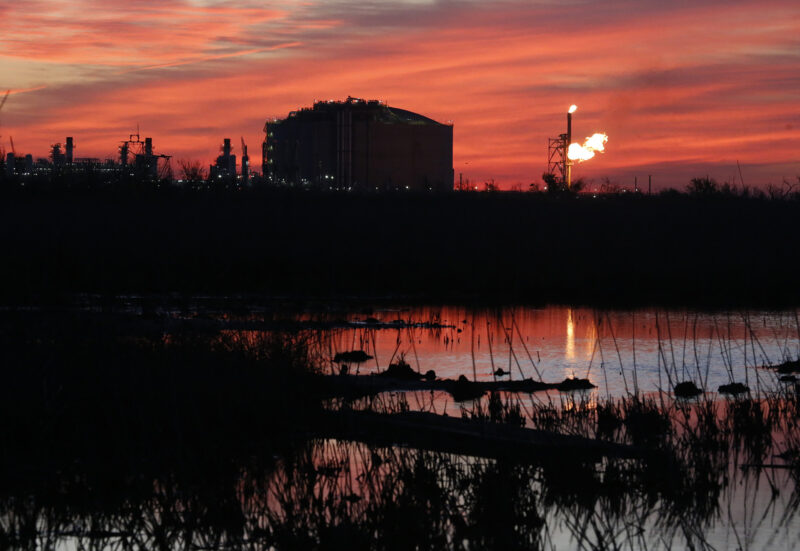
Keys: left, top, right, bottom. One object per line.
{"left": 687, "top": 177, "right": 719, "bottom": 196}
{"left": 599, "top": 177, "right": 622, "bottom": 194}
{"left": 542, "top": 172, "right": 584, "bottom": 194}
{"left": 179, "top": 159, "right": 207, "bottom": 184}
{"left": 767, "top": 178, "right": 800, "bottom": 200}
{"left": 542, "top": 172, "right": 564, "bottom": 194}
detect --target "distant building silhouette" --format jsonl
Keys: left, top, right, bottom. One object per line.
{"left": 263, "top": 97, "right": 453, "bottom": 191}
{"left": 1, "top": 134, "right": 171, "bottom": 185}
{"left": 240, "top": 137, "right": 250, "bottom": 186}
{"left": 65, "top": 137, "right": 74, "bottom": 165}
{"left": 119, "top": 134, "right": 168, "bottom": 180}
{"left": 209, "top": 138, "right": 234, "bottom": 180}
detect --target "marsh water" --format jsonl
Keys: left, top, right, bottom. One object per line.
{"left": 204, "top": 303, "right": 798, "bottom": 398}
{"left": 4, "top": 299, "right": 800, "bottom": 550}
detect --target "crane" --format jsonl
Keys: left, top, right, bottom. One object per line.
{"left": 0, "top": 90, "right": 9, "bottom": 157}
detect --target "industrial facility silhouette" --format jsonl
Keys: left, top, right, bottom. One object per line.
{"left": 1, "top": 97, "right": 453, "bottom": 191}
{"left": 264, "top": 97, "right": 453, "bottom": 191}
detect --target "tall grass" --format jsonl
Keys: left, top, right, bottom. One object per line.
{"left": 3, "top": 307, "right": 800, "bottom": 549}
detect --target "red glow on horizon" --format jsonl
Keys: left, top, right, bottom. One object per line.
{"left": 1, "top": 0, "right": 798, "bottom": 189}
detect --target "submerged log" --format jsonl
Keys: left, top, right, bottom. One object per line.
{"left": 321, "top": 373, "right": 596, "bottom": 401}
{"left": 318, "top": 410, "right": 644, "bottom": 461}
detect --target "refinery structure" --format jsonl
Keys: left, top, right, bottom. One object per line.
{"left": 548, "top": 105, "right": 608, "bottom": 190}
{"left": 3, "top": 133, "right": 174, "bottom": 183}
{"left": 1, "top": 97, "right": 454, "bottom": 191}
{"left": 1, "top": 133, "right": 252, "bottom": 188}
{"left": 1, "top": 96, "right": 609, "bottom": 193}
{"left": 263, "top": 97, "right": 454, "bottom": 191}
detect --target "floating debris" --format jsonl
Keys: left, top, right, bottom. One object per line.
{"left": 556, "top": 377, "right": 596, "bottom": 391}
{"left": 334, "top": 350, "right": 373, "bottom": 363}
{"left": 450, "top": 375, "right": 486, "bottom": 402}
{"left": 378, "top": 359, "right": 421, "bottom": 381}
{"left": 718, "top": 382, "right": 749, "bottom": 395}
{"left": 674, "top": 381, "right": 703, "bottom": 398}
{"left": 321, "top": 372, "right": 598, "bottom": 402}
{"left": 774, "top": 359, "right": 800, "bottom": 374}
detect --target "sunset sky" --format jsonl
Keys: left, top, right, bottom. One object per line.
{"left": 1, "top": 0, "right": 799, "bottom": 190}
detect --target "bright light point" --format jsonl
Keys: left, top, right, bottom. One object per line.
{"left": 568, "top": 105, "right": 578, "bottom": 114}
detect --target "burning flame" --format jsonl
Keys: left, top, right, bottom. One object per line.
{"left": 568, "top": 133, "right": 608, "bottom": 162}
{"left": 568, "top": 104, "right": 577, "bottom": 114}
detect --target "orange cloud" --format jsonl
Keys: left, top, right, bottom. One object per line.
{"left": 1, "top": 0, "right": 799, "bottom": 188}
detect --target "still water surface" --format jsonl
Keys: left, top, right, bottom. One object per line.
{"left": 223, "top": 304, "right": 800, "bottom": 399}
{"left": 10, "top": 300, "right": 800, "bottom": 550}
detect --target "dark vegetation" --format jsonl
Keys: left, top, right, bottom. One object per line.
{"left": 2, "top": 309, "right": 800, "bottom": 549}
{"left": 3, "top": 168, "right": 800, "bottom": 548}
{"left": 1, "top": 185, "right": 800, "bottom": 307}
{"left": 0, "top": 311, "right": 323, "bottom": 471}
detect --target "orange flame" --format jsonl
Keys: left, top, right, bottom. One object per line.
{"left": 568, "top": 133, "right": 608, "bottom": 162}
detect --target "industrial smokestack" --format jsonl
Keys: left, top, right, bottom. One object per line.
{"left": 567, "top": 113, "right": 572, "bottom": 145}
{"left": 5, "top": 153, "right": 14, "bottom": 176}
{"left": 223, "top": 138, "right": 231, "bottom": 157}
{"left": 52, "top": 143, "right": 64, "bottom": 167}
{"left": 566, "top": 105, "right": 576, "bottom": 189}
{"left": 240, "top": 137, "right": 249, "bottom": 186}
{"left": 120, "top": 143, "right": 128, "bottom": 166}
{"left": 145, "top": 137, "right": 153, "bottom": 156}
{"left": 66, "top": 137, "right": 74, "bottom": 164}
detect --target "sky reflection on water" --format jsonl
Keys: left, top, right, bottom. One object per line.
{"left": 289, "top": 305, "right": 800, "bottom": 398}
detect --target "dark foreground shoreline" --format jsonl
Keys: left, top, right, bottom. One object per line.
{"left": 2, "top": 188, "right": 799, "bottom": 307}
{"left": 2, "top": 305, "right": 800, "bottom": 549}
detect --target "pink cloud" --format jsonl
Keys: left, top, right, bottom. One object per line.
{"left": 1, "top": 0, "right": 798, "bottom": 189}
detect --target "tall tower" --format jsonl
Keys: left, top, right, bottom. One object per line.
{"left": 547, "top": 105, "right": 577, "bottom": 189}
{"left": 241, "top": 137, "right": 249, "bottom": 185}
{"left": 66, "top": 137, "right": 74, "bottom": 164}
